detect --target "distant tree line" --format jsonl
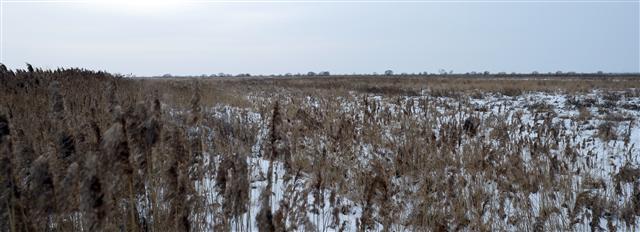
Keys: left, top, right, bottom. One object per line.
{"left": 9, "top": 62, "right": 627, "bottom": 79}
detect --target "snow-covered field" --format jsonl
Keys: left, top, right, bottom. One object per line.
{"left": 4, "top": 70, "right": 640, "bottom": 231}
{"left": 172, "top": 89, "right": 640, "bottom": 231}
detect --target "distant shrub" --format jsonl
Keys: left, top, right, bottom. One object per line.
{"left": 359, "top": 86, "right": 420, "bottom": 96}
{"left": 528, "top": 101, "right": 554, "bottom": 113}
{"left": 500, "top": 88, "right": 523, "bottom": 97}
{"left": 597, "top": 121, "right": 618, "bottom": 141}
{"left": 568, "top": 97, "right": 597, "bottom": 108}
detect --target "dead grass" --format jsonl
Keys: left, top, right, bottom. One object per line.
{"left": 1, "top": 66, "right": 640, "bottom": 231}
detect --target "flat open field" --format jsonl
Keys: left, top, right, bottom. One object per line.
{"left": 1, "top": 68, "right": 640, "bottom": 231}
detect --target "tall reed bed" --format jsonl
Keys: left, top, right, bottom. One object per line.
{"left": 1, "top": 65, "right": 639, "bottom": 231}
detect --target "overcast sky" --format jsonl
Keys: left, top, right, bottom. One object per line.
{"left": 1, "top": 0, "right": 638, "bottom": 76}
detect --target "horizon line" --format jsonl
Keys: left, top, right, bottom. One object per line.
{"left": 2, "top": 0, "right": 639, "bottom": 3}
{"left": 2, "top": 63, "right": 640, "bottom": 77}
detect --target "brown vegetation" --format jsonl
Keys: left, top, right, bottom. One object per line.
{"left": 1, "top": 66, "right": 640, "bottom": 231}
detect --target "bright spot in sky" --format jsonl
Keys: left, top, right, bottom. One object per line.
{"left": 87, "top": 0, "right": 189, "bottom": 14}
